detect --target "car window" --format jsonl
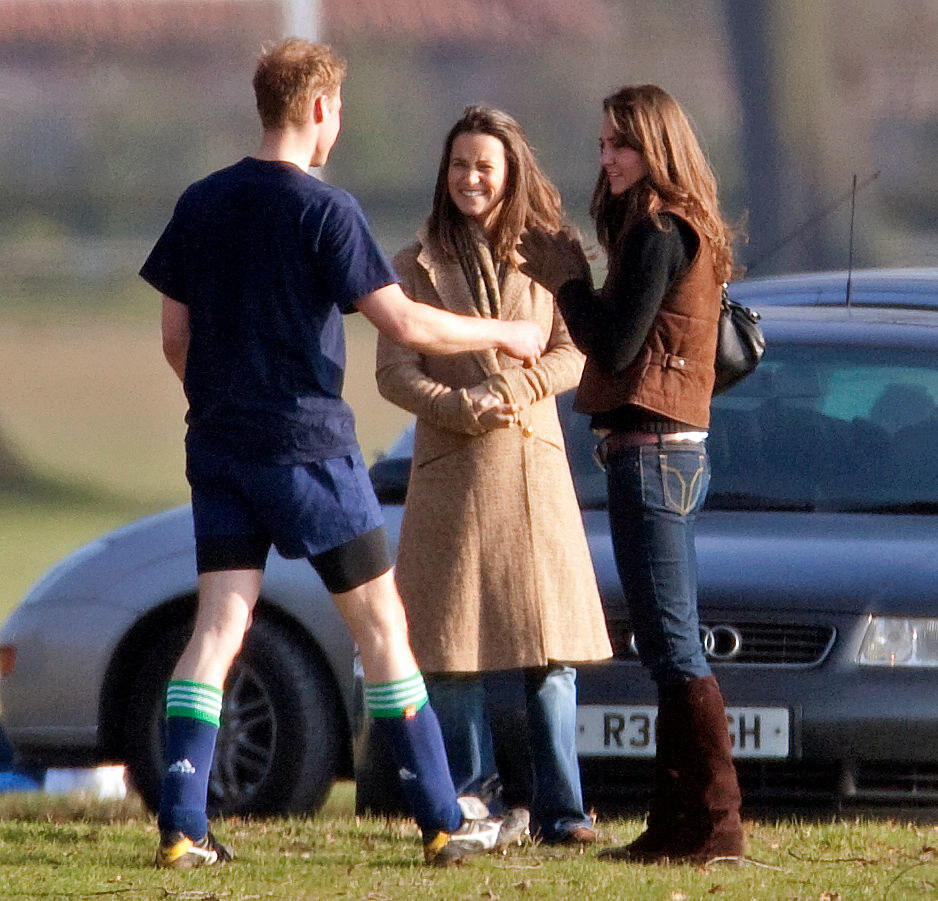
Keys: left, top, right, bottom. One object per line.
{"left": 379, "top": 344, "right": 938, "bottom": 515}
{"left": 706, "top": 344, "right": 938, "bottom": 512}
{"left": 560, "top": 345, "right": 938, "bottom": 513}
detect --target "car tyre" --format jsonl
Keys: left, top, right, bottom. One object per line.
{"left": 123, "top": 614, "right": 344, "bottom": 817}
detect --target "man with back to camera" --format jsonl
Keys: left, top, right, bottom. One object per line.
{"left": 140, "top": 37, "right": 546, "bottom": 869}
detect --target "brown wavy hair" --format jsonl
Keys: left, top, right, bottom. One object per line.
{"left": 591, "top": 85, "right": 739, "bottom": 283}
{"left": 253, "top": 38, "right": 347, "bottom": 130}
{"left": 427, "top": 105, "right": 563, "bottom": 263}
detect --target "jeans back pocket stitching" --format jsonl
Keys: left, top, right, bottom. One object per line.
{"left": 660, "top": 453, "right": 706, "bottom": 515}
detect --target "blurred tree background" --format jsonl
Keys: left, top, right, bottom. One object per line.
{"left": 1, "top": 0, "right": 934, "bottom": 280}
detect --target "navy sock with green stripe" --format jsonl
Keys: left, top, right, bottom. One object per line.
{"left": 366, "top": 672, "right": 463, "bottom": 836}
{"left": 157, "top": 680, "right": 223, "bottom": 840}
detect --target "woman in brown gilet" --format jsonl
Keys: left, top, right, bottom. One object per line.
{"left": 518, "top": 85, "right": 744, "bottom": 864}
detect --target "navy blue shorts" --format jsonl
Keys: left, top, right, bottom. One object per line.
{"left": 186, "top": 442, "right": 389, "bottom": 593}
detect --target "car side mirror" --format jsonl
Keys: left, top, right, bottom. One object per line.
{"left": 369, "top": 455, "right": 411, "bottom": 504}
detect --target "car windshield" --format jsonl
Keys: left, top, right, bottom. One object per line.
{"left": 563, "top": 344, "right": 938, "bottom": 513}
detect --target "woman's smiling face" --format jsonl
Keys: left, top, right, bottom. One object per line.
{"left": 599, "top": 114, "right": 649, "bottom": 196}
{"left": 447, "top": 131, "right": 508, "bottom": 231}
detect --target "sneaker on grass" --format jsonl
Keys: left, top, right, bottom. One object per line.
{"left": 155, "top": 830, "right": 233, "bottom": 869}
{"left": 423, "top": 796, "right": 502, "bottom": 867}
{"left": 494, "top": 806, "right": 530, "bottom": 849}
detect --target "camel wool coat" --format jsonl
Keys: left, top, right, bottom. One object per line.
{"left": 376, "top": 229, "right": 612, "bottom": 673}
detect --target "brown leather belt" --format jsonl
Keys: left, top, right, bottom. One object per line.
{"left": 601, "top": 431, "right": 670, "bottom": 453}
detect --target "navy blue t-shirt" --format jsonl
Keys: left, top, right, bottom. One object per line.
{"left": 141, "top": 157, "right": 398, "bottom": 462}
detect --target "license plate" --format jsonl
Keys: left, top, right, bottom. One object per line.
{"left": 576, "top": 705, "right": 790, "bottom": 758}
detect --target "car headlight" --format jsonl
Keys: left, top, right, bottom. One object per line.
{"left": 858, "top": 618, "right": 938, "bottom": 667}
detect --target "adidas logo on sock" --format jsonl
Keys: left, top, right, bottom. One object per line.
{"left": 167, "top": 758, "right": 196, "bottom": 775}
{"left": 398, "top": 767, "right": 417, "bottom": 782}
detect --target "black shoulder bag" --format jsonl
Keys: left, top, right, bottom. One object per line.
{"left": 713, "top": 283, "right": 765, "bottom": 395}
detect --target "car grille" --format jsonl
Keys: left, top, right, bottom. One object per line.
{"left": 848, "top": 763, "right": 938, "bottom": 804}
{"left": 606, "top": 619, "right": 836, "bottom": 666}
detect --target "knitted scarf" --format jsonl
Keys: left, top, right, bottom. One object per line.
{"left": 453, "top": 220, "right": 507, "bottom": 319}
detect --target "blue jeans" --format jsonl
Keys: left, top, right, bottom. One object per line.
{"left": 425, "top": 676, "right": 497, "bottom": 802}
{"left": 427, "top": 667, "right": 592, "bottom": 841}
{"left": 606, "top": 440, "right": 712, "bottom": 685}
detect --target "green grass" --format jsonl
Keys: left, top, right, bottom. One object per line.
{"left": 0, "top": 784, "right": 936, "bottom": 899}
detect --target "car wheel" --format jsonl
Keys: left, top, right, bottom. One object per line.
{"left": 123, "top": 614, "right": 344, "bottom": 817}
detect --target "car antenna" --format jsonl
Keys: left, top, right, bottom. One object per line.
{"left": 845, "top": 174, "right": 858, "bottom": 312}
{"left": 745, "top": 170, "right": 880, "bottom": 275}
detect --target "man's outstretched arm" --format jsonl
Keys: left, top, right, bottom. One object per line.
{"left": 356, "top": 284, "right": 546, "bottom": 365}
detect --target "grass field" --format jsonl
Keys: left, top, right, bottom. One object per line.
{"left": 0, "top": 783, "right": 936, "bottom": 900}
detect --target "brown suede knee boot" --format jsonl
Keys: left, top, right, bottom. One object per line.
{"left": 671, "top": 675, "right": 745, "bottom": 864}
{"left": 601, "top": 676, "right": 745, "bottom": 866}
{"left": 600, "top": 684, "right": 686, "bottom": 863}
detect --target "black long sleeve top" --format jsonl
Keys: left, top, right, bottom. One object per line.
{"left": 556, "top": 212, "right": 699, "bottom": 432}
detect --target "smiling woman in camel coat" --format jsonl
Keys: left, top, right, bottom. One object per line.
{"left": 376, "top": 226, "right": 612, "bottom": 674}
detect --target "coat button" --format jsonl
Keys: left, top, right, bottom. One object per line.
{"left": 522, "top": 425, "right": 535, "bottom": 438}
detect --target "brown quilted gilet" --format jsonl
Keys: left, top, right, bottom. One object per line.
{"left": 573, "top": 215, "right": 721, "bottom": 430}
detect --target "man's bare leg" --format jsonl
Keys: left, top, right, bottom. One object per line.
{"left": 155, "top": 569, "right": 261, "bottom": 867}
{"left": 172, "top": 569, "right": 262, "bottom": 684}
{"left": 330, "top": 568, "right": 416, "bottom": 682}
{"left": 332, "top": 568, "right": 481, "bottom": 855}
